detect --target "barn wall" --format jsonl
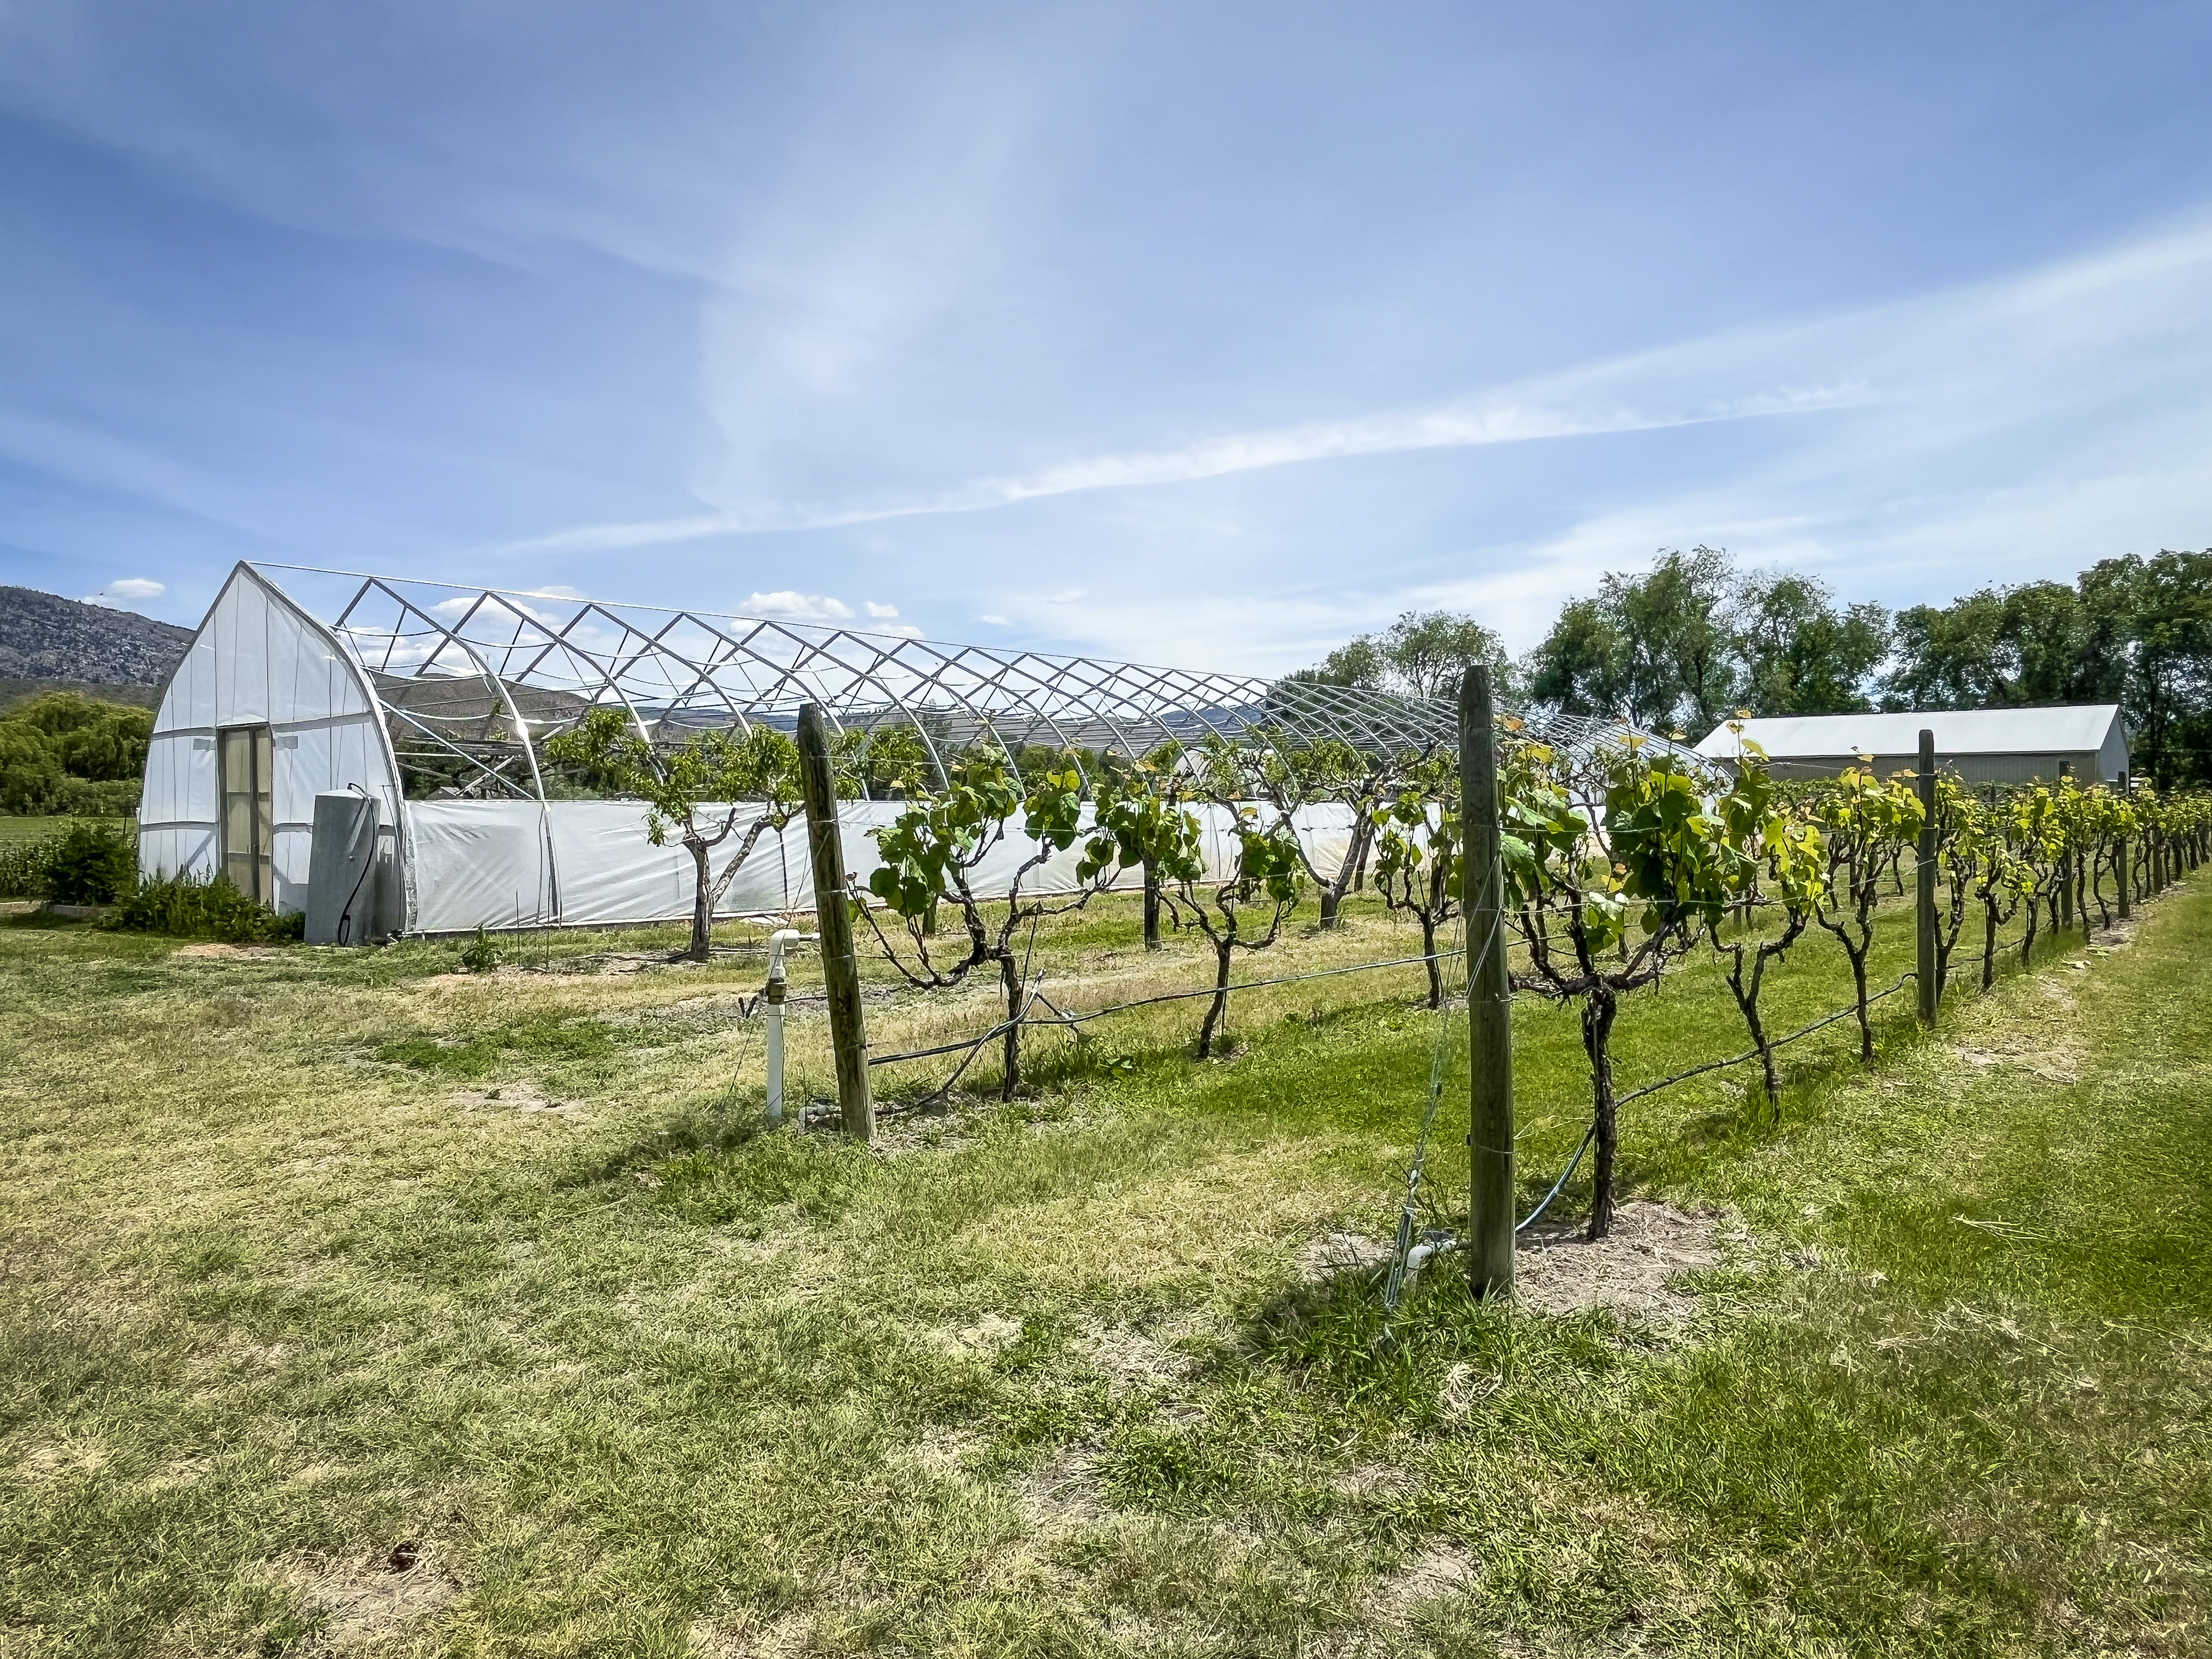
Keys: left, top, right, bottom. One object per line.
{"left": 1762, "top": 750, "right": 2107, "bottom": 785}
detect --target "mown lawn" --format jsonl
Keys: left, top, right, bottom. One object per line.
{"left": 0, "top": 868, "right": 2205, "bottom": 1656}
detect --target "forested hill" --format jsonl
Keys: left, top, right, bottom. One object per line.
{"left": 0, "top": 588, "right": 190, "bottom": 693}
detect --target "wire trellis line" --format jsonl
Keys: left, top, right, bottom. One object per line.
{"left": 862, "top": 946, "right": 1465, "bottom": 1066}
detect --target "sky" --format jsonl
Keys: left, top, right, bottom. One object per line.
{"left": 1, "top": 1, "right": 2209, "bottom": 673}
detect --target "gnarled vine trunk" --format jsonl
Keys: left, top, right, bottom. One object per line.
{"left": 686, "top": 837, "right": 714, "bottom": 962}
{"left": 1582, "top": 985, "right": 1620, "bottom": 1241}
{"left": 998, "top": 951, "right": 1024, "bottom": 1099}
{"left": 1197, "top": 936, "right": 1235, "bottom": 1057}
{"left": 1316, "top": 812, "right": 1375, "bottom": 930}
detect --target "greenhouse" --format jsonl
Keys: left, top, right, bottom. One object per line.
{"left": 138, "top": 562, "right": 1649, "bottom": 939}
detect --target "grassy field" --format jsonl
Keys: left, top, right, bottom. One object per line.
{"left": 0, "top": 815, "right": 130, "bottom": 851}
{"left": 0, "top": 867, "right": 2206, "bottom": 1656}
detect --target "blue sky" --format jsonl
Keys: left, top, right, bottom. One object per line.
{"left": 2, "top": 1, "right": 2209, "bottom": 672}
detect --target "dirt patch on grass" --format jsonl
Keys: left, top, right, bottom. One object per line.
{"left": 921, "top": 1312, "right": 1023, "bottom": 1362}
{"left": 1369, "top": 1543, "right": 1475, "bottom": 1617}
{"left": 1296, "top": 1231, "right": 1393, "bottom": 1282}
{"left": 272, "top": 1547, "right": 457, "bottom": 1648}
{"left": 1013, "top": 1450, "right": 1107, "bottom": 1534}
{"left": 16, "top": 1440, "right": 105, "bottom": 1480}
{"left": 1956, "top": 1043, "right": 2082, "bottom": 1085}
{"left": 1075, "top": 1320, "right": 1197, "bottom": 1392}
{"left": 450, "top": 1082, "right": 587, "bottom": 1116}
{"left": 172, "top": 942, "right": 285, "bottom": 960}
{"left": 868, "top": 1104, "right": 979, "bottom": 1157}
{"left": 907, "top": 1425, "right": 984, "bottom": 1477}
{"left": 1513, "top": 1201, "right": 1735, "bottom": 1324}
{"left": 691, "top": 1610, "right": 815, "bottom": 1657}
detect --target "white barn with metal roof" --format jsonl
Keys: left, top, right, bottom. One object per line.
{"left": 1694, "top": 704, "right": 2129, "bottom": 785}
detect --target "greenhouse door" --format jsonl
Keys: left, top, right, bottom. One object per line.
{"left": 218, "top": 724, "right": 274, "bottom": 904}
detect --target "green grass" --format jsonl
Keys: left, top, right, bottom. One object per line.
{"left": 0, "top": 872, "right": 2205, "bottom": 1655}
{"left": 0, "top": 814, "right": 129, "bottom": 850}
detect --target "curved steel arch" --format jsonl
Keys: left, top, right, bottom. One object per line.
{"left": 262, "top": 564, "right": 1696, "bottom": 805}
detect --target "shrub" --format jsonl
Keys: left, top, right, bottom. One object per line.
{"left": 459, "top": 926, "right": 501, "bottom": 973}
{"left": 44, "top": 820, "right": 138, "bottom": 904}
{"left": 109, "top": 872, "right": 303, "bottom": 943}
{"left": 0, "top": 831, "right": 57, "bottom": 898}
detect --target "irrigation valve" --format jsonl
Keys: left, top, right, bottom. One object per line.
{"left": 763, "top": 929, "right": 815, "bottom": 1128}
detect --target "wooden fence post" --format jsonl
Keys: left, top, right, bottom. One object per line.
{"left": 1917, "top": 729, "right": 1939, "bottom": 1024}
{"left": 797, "top": 702, "right": 873, "bottom": 1141}
{"left": 1460, "top": 665, "right": 1514, "bottom": 1300}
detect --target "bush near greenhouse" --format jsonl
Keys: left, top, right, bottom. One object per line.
{"left": 0, "top": 819, "right": 138, "bottom": 901}
{"left": 43, "top": 820, "right": 138, "bottom": 904}
{"left": 108, "top": 872, "right": 302, "bottom": 943}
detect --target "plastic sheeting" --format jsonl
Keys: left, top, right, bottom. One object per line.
{"left": 139, "top": 566, "right": 405, "bottom": 915}
{"left": 403, "top": 798, "right": 1364, "bottom": 934}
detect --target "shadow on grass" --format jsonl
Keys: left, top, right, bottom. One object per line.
{"left": 558, "top": 1098, "right": 884, "bottom": 1232}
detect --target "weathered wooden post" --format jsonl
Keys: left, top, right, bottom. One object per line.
{"left": 1916, "top": 729, "right": 1939, "bottom": 1024}
{"left": 1142, "top": 855, "right": 1162, "bottom": 951}
{"left": 1460, "top": 665, "right": 1514, "bottom": 1299}
{"left": 797, "top": 702, "right": 873, "bottom": 1141}
{"left": 2118, "top": 771, "right": 2132, "bottom": 921}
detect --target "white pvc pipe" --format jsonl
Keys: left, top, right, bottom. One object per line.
{"left": 763, "top": 928, "right": 814, "bottom": 1126}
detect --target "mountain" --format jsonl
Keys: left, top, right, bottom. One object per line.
{"left": 0, "top": 587, "right": 192, "bottom": 694}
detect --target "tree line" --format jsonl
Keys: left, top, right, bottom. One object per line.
{"left": 1292, "top": 545, "right": 2212, "bottom": 787}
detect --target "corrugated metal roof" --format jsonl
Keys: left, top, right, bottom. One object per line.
{"left": 1694, "top": 704, "right": 2123, "bottom": 760}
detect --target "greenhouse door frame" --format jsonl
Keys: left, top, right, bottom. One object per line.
{"left": 218, "top": 723, "right": 275, "bottom": 904}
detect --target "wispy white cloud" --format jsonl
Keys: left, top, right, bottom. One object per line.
{"left": 495, "top": 379, "right": 1863, "bottom": 554}
{"left": 742, "top": 589, "right": 854, "bottom": 621}
{"left": 82, "top": 576, "right": 166, "bottom": 606}
{"left": 900, "top": 213, "right": 2212, "bottom": 667}
{"left": 504, "top": 211, "right": 2212, "bottom": 584}
{"left": 862, "top": 599, "right": 900, "bottom": 619}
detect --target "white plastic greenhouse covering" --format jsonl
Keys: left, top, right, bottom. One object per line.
{"left": 141, "top": 564, "right": 1402, "bottom": 936}
{"left": 406, "top": 799, "right": 1362, "bottom": 935}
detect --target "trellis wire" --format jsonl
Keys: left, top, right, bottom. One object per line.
{"left": 1381, "top": 906, "right": 1479, "bottom": 1313}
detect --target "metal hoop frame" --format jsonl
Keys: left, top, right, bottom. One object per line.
{"left": 252, "top": 563, "right": 1669, "bottom": 802}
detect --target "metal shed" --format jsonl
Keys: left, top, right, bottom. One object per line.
{"left": 1693, "top": 704, "right": 2130, "bottom": 785}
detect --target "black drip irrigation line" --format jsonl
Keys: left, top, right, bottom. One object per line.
{"left": 1028, "top": 948, "right": 1462, "bottom": 1025}
{"left": 1509, "top": 970, "right": 1917, "bottom": 1234}
{"left": 865, "top": 975, "right": 1047, "bottom": 1069}
{"left": 862, "top": 946, "right": 1460, "bottom": 1068}
{"left": 1516, "top": 1124, "right": 1596, "bottom": 1235}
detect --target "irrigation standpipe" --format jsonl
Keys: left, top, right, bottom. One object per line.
{"left": 762, "top": 928, "right": 817, "bottom": 1128}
